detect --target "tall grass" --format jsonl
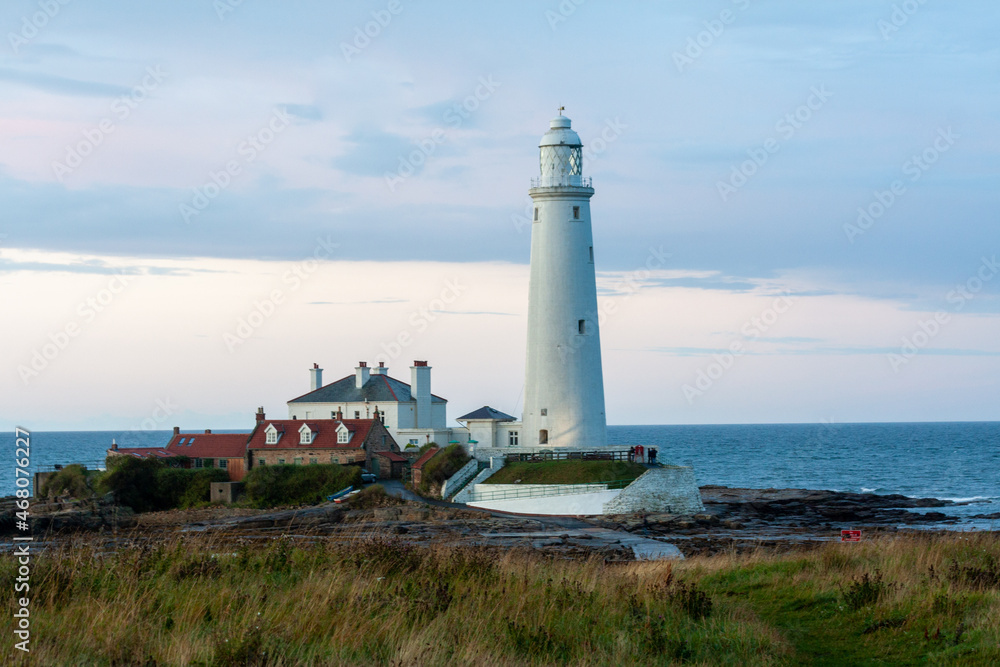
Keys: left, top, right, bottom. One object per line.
{"left": 1, "top": 532, "right": 996, "bottom": 665}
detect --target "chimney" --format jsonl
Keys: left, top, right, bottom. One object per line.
{"left": 256, "top": 407, "right": 266, "bottom": 423}
{"left": 204, "top": 429, "right": 212, "bottom": 434}
{"left": 111, "top": 439, "right": 118, "bottom": 451}
{"left": 371, "top": 361, "right": 387, "bottom": 375}
{"left": 355, "top": 361, "right": 370, "bottom": 388}
{"left": 309, "top": 363, "right": 323, "bottom": 391}
{"left": 173, "top": 426, "right": 180, "bottom": 435}
{"left": 336, "top": 408, "right": 343, "bottom": 421}
{"left": 411, "top": 361, "right": 432, "bottom": 429}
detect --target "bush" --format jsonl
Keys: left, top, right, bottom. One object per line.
{"left": 96, "top": 457, "right": 230, "bottom": 512}
{"left": 41, "top": 464, "right": 95, "bottom": 499}
{"left": 347, "top": 484, "right": 405, "bottom": 509}
{"left": 842, "top": 570, "right": 895, "bottom": 611}
{"left": 417, "top": 444, "right": 470, "bottom": 498}
{"left": 242, "top": 464, "right": 362, "bottom": 508}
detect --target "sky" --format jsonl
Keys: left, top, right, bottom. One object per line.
{"left": 1, "top": 0, "right": 998, "bottom": 431}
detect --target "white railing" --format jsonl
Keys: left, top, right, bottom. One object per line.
{"left": 441, "top": 458, "right": 479, "bottom": 499}
{"left": 530, "top": 176, "right": 592, "bottom": 188}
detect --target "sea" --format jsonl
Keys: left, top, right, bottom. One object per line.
{"left": 4, "top": 422, "right": 998, "bottom": 530}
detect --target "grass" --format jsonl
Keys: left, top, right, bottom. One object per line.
{"left": 2, "top": 532, "right": 997, "bottom": 665}
{"left": 484, "top": 459, "right": 648, "bottom": 485}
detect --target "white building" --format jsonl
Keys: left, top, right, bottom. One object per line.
{"left": 456, "top": 406, "right": 520, "bottom": 450}
{"left": 522, "top": 111, "right": 608, "bottom": 448}
{"left": 287, "top": 361, "right": 453, "bottom": 450}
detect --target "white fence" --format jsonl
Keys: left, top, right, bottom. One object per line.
{"left": 440, "top": 458, "right": 479, "bottom": 499}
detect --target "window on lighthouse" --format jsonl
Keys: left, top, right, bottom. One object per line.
{"left": 533, "top": 207, "right": 539, "bottom": 221}
{"left": 578, "top": 319, "right": 586, "bottom": 335}
{"left": 573, "top": 206, "right": 580, "bottom": 219}
{"left": 539, "top": 430, "right": 548, "bottom": 444}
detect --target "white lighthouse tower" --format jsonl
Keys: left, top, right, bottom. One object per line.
{"left": 522, "top": 110, "right": 607, "bottom": 449}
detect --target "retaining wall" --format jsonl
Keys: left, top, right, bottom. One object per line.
{"left": 602, "top": 466, "right": 704, "bottom": 515}
{"left": 451, "top": 457, "right": 505, "bottom": 504}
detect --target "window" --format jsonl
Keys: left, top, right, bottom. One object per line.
{"left": 309, "top": 457, "right": 318, "bottom": 465}
{"left": 533, "top": 207, "right": 539, "bottom": 221}
{"left": 294, "top": 457, "right": 303, "bottom": 465}
{"left": 258, "top": 458, "right": 266, "bottom": 466}
{"left": 409, "top": 439, "right": 419, "bottom": 446}
{"left": 331, "top": 455, "right": 339, "bottom": 464}
{"left": 508, "top": 431, "right": 519, "bottom": 447}
{"left": 573, "top": 206, "right": 580, "bottom": 219}
{"left": 354, "top": 411, "right": 360, "bottom": 419}
{"left": 540, "top": 408, "right": 547, "bottom": 416}
{"left": 589, "top": 246, "right": 594, "bottom": 263}
{"left": 194, "top": 458, "right": 203, "bottom": 468}
{"left": 188, "top": 437, "right": 195, "bottom": 445}
{"left": 178, "top": 438, "right": 186, "bottom": 445}
{"left": 219, "top": 459, "right": 228, "bottom": 469}
{"left": 578, "top": 319, "right": 586, "bottom": 334}
{"left": 266, "top": 430, "right": 277, "bottom": 444}
{"left": 301, "top": 431, "right": 312, "bottom": 445}
{"left": 278, "top": 458, "right": 286, "bottom": 465}
{"left": 338, "top": 430, "right": 349, "bottom": 444}
{"left": 539, "top": 429, "right": 548, "bottom": 445}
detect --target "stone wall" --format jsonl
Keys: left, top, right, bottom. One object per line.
{"left": 602, "top": 466, "right": 704, "bottom": 515}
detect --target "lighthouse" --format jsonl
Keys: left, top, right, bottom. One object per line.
{"left": 522, "top": 111, "right": 607, "bottom": 449}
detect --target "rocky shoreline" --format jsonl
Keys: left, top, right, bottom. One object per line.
{"left": 3, "top": 486, "right": 995, "bottom": 559}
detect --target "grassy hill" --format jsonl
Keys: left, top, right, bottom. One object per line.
{"left": 483, "top": 459, "right": 648, "bottom": 485}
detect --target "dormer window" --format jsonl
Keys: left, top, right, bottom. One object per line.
{"left": 265, "top": 425, "right": 278, "bottom": 445}
{"left": 338, "top": 430, "right": 349, "bottom": 444}
{"left": 299, "top": 424, "right": 314, "bottom": 445}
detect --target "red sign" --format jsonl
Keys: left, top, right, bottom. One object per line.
{"left": 841, "top": 530, "right": 862, "bottom": 542}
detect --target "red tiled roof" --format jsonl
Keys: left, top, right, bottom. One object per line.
{"left": 247, "top": 419, "right": 376, "bottom": 450}
{"left": 110, "top": 447, "right": 175, "bottom": 459}
{"left": 375, "top": 450, "right": 406, "bottom": 462}
{"left": 412, "top": 447, "right": 440, "bottom": 470}
{"left": 166, "top": 433, "right": 248, "bottom": 459}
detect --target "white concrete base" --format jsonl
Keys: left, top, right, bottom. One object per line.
{"left": 468, "top": 489, "right": 621, "bottom": 515}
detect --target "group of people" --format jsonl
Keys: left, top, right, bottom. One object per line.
{"left": 628, "top": 445, "right": 658, "bottom": 465}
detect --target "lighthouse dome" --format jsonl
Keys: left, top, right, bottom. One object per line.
{"left": 539, "top": 114, "right": 582, "bottom": 148}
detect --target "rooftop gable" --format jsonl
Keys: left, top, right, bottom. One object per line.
{"left": 288, "top": 373, "right": 446, "bottom": 405}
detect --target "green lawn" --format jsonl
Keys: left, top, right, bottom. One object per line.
{"left": 483, "top": 459, "right": 648, "bottom": 485}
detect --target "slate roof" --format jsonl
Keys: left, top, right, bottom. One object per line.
{"left": 456, "top": 406, "right": 517, "bottom": 422}
{"left": 166, "top": 433, "right": 249, "bottom": 459}
{"left": 247, "top": 418, "right": 376, "bottom": 450}
{"left": 288, "top": 373, "right": 446, "bottom": 404}
{"left": 412, "top": 447, "right": 440, "bottom": 470}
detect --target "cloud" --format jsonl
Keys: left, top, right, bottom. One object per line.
{"left": 331, "top": 128, "right": 417, "bottom": 177}
{"left": 0, "top": 68, "right": 132, "bottom": 97}
{"left": 281, "top": 103, "right": 324, "bottom": 122}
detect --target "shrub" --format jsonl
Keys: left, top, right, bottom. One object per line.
{"left": 667, "top": 581, "right": 713, "bottom": 620}
{"left": 41, "top": 464, "right": 95, "bottom": 499}
{"left": 242, "top": 464, "right": 361, "bottom": 508}
{"left": 417, "top": 444, "right": 470, "bottom": 498}
{"left": 347, "top": 484, "right": 404, "bottom": 509}
{"left": 96, "top": 457, "right": 164, "bottom": 512}
{"left": 95, "top": 457, "right": 230, "bottom": 512}
{"left": 842, "top": 570, "right": 895, "bottom": 611}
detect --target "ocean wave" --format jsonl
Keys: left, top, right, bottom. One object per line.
{"left": 938, "top": 496, "right": 995, "bottom": 504}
